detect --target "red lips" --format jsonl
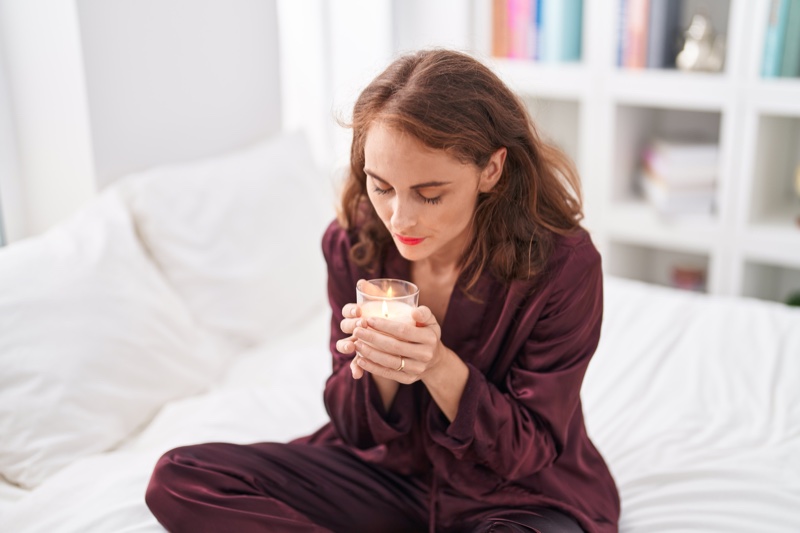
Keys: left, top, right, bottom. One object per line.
{"left": 395, "top": 234, "right": 425, "bottom": 246}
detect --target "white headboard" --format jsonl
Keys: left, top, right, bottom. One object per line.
{"left": 76, "top": 0, "right": 282, "bottom": 188}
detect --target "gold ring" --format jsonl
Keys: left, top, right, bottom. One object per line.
{"left": 395, "top": 356, "right": 405, "bottom": 372}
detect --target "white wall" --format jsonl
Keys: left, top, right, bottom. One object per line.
{"left": 392, "top": 0, "right": 473, "bottom": 54}
{"left": 0, "top": 0, "right": 396, "bottom": 241}
{"left": 0, "top": 8, "right": 23, "bottom": 243}
{"left": 0, "top": 0, "right": 96, "bottom": 239}
{"left": 328, "top": 0, "right": 394, "bottom": 171}
{"left": 278, "top": 0, "right": 394, "bottom": 175}
{"left": 77, "top": 0, "right": 282, "bottom": 188}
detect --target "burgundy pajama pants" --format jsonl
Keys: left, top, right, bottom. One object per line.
{"left": 145, "top": 442, "right": 584, "bottom": 533}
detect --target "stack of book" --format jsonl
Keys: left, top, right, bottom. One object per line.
{"left": 762, "top": 0, "right": 800, "bottom": 78}
{"left": 617, "top": 0, "right": 683, "bottom": 69}
{"left": 491, "top": 0, "right": 583, "bottom": 62}
{"left": 639, "top": 138, "right": 718, "bottom": 216}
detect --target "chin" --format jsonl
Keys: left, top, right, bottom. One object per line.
{"left": 393, "top": 242, "right": 431, "bottom": 262}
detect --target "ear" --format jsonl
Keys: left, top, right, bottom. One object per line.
{"left": 478, "top": 147, "right": 507, "bottom": 193}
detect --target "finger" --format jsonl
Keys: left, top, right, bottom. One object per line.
{"left": 356, "top": 278, "right": 387, "bottom": 297}
{"left": 411, "top": 306, "right": 438, "bottom": 327}
{"left": 354, "top": 339, "right": 418, "bottom": 374}
{"left": 363, "top": 316, "right": 426, "bottom": 343}
{"left": 341, "top": 303, "right": 361, "bottom": 319}
{"left": 339, "top": 317, "right": 364, "bottom": 335}
{"left": 352, "top": 326, "right": 425, "bottom": 360}
{"left": 336, "top": 335, "right": 357, "bottom": 354}
{"left": 350, "top": 357, "right": 364, "bottom": 379}
{"left": 355, "top": 348, "right": 415, "bottom": 384}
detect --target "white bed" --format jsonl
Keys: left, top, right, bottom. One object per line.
{"left": 1, "top": 1, "right": 799, "bottom": 531}
{"left": 1, "top": 128, "right": 798, "bottom": 532}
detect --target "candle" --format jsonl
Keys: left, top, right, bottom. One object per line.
{"left": 356, "top": 279, "right": 419, "bottom": 325}
{"left": 359, "top": 299, "right": 416, "bottom": 325}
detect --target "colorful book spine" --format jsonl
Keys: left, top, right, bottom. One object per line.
{"left": 540, "top": 0, "right": 583, "bottom": 62}
{"left": 626, "top": 0, "right": 650, "bottom": 69}
{"left": 646, "top": 0, "right": 681, "bottom": 68}
{"left": 535, "top": 0, "right": 544, "bottom": 60}
{"left": 492, "top": 0, "right": 510, "bottom": 57}
{"left": 562, "top": 0, "right": 583, "bottom": 61}
{"left": 618, "top": 0, "right": 629, "bottom": 67}
{"left": 527, "top": 0, "right": 540, "bottom": 60}
{"left": 508, "top": 0, "right": 531, "bottom": 59}
{"left": 780, "top": 0, "right": 800, "bottom": 77}
{"left": 762, "top": 0, "right": 790, "bottom": 77}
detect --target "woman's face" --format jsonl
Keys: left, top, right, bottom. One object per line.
{"left": 363, "top": 122, "right": 504, "bottom": 265}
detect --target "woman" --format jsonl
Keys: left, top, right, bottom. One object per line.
{"left": 146, "top": 49, "right": 620, "bottom": 533}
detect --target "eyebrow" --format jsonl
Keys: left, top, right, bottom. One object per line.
{"left": 364, "top": 169, "right": 451, "bottom": 189}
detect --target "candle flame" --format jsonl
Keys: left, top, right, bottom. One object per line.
{"left": 387, "top": 285, "right": 393, "bottom": 298}
{"left": 382, "top": 300, "right": 389, "bottom": 318}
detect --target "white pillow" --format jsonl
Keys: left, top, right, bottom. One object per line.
{"left": 120, "top": 131, "right": 335, "bottom": 349}
{"left": 0, "top": 188, "right": 231, "bottom": 489}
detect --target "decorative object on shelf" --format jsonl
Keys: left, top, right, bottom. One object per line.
{"left": 639, "top": 138, "right": 718, "bottom": 216}
{"left": 786, "top": 290, "right": 800, "bottom": 306}
{"left": 675, "top": 11, "right": 725, "bottom": 72}
{"left": 671, "top": 265, "right": 706, "bottom": 292}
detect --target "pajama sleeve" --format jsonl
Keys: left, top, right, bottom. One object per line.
{"left": 320, "top": 221, "right": 415, "bottom": 449}
{"left": 426, "top": 240, "right": 603, "bottom": 481}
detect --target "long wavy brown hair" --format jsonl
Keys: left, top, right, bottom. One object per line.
{"left": 339, "top": 49, "right": 585, "bottom": 292}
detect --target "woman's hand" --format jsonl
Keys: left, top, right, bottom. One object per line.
{"left": 351, "top": 306, "right": 448, "bottom": 384}
{"left": 355, "top": 305, "right": 469, "bottom": 421}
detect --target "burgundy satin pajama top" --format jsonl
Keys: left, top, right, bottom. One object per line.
{"left": 294, "top": 220, "right": 620, "bottom": 533}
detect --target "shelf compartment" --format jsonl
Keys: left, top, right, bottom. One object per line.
{"left": 741, "top": 261, "right": 800, "bottom": 305}
{"left": 747, "top": 114, "right": 800, "bottom": 235}
{"left": 606, "top": 240, "right": 711, "bottom": 293}
{"left": 611, "top": 104, "right": 722, "bottom": 209}
{"left": 523, "top": 96, "right": 581, "bottom": 166}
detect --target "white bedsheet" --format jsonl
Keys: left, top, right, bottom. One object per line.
{"left": 584, "top": 278, "right": 800, "bottom": 532}
{"left": 0, "top": 310, "right": 331, "bottom": 532}
{"left": 2, "top": 277, "right": 799, "bottom": 532}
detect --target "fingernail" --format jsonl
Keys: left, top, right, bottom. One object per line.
{"left": 351, "top": 308, "right": 358, "bottom": 317}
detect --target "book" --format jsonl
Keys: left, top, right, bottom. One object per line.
{"left": 527, "top": 0, "right": 540, "bottom": 60}
{"left": 540, "top": 0, "right": 583, "bottom": 62}
{"left": 617, "top": 0, "right": 629, "bottom": 67}
{"left": 646, "top": 0, "right": 681, "bottom": 68}
{"left": 508, "top": 0, "right": 531, "bottom": 59}
{"left": 492, "top": 0, "right": 511, "bottom": 57}
{"left": 642, "top": 139, "right": 719, "bottom": 187}
{"left": 626, "top": 0, "right": 650, "bottom": 69}
{"left": 780, "top": 0, "right": 800, "bottom": 77}
{"left": 562, "top": 0, "right": 583, "bottom": 62}
{"left": 762, "top": 0, "right": 791, "bottom": 77}
{"left": 640, "top": 170, "right": 716, "bottom": 215}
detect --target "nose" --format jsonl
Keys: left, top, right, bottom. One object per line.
{"left": 390, "top": 196, "right": 417, "bottom": 233}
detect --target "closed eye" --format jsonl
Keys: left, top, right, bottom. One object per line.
{"left": 368, "top": 174, "right": 443, "bottom": 205}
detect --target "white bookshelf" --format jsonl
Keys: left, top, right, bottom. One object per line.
{"left": 443, "top": 0, "right": 800, "bottom": 305}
